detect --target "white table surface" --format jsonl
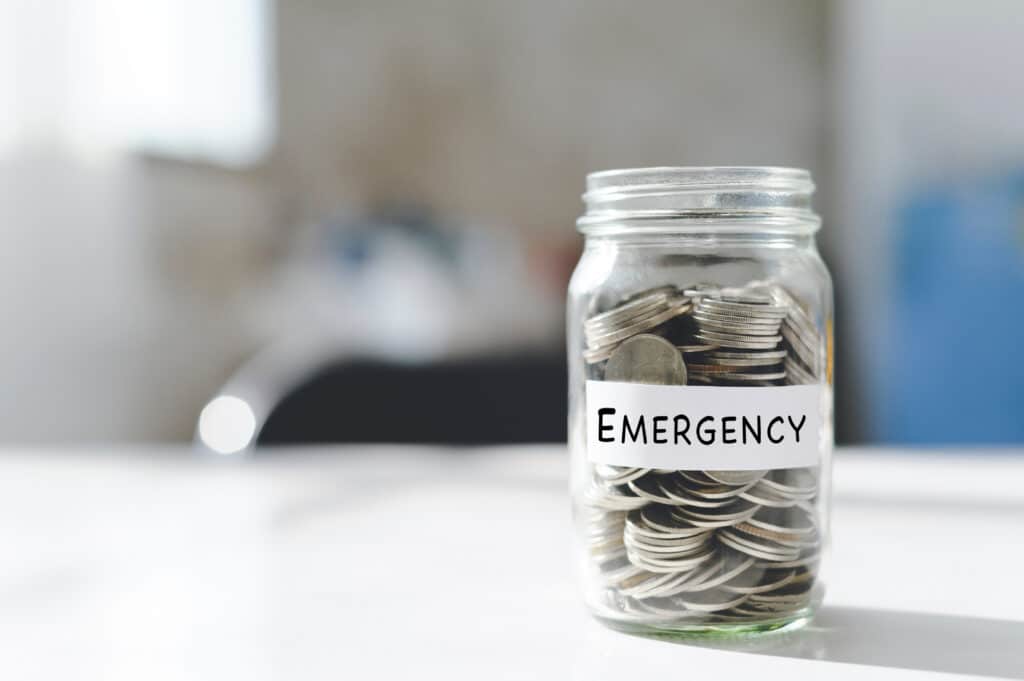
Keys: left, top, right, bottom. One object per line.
{"left": 1, "top": 445, "right": 1022, "bottom": 681}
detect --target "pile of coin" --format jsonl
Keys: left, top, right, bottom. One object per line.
{"left": 581, "top": 282, "right": 824, "bottom": 622}
{"left": 584, "top": 283, "right": 822, "bottom": 385}
{"left": 583, "top": 287, "right": 692, "bottom": 365}
{"left": 586, "top": 466, "right": 820, "bottom": 621}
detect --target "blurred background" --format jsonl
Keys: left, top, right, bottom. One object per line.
{"left": 0, "top": 0, "right": 1021, "bottom": 451}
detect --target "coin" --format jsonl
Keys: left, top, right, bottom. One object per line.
{"left": 672, "top": 589, "right": 750, "bottom": 613}
{"left": 586, "top": 300, "right": 691, "bottom": 350}
{"left": 715, "top": 370, "right": 787, "bottom": 382}
{"left": 627, "top": 545, "right": 717, "bottom": 574}
{"left": 604, "top": 334, "right": 688, "bottom": 385}
{"left": 676, "top": 555, "right": 756, "bottom": 594}
{"left": 595, "top": 464, "right": 651, "bottom": 485}
{"left": 698, "top": 300, "right": 788, "bottom": 319}
{"left": 712, "top": 349, "right": 787, "bottom": 360}
{"left": 718, "top": 528, "right": 802, "bottom": 561}
{"left": 722, "top": 568, "right": 796, "bottom": 595}
{"left": 585, "top": 289, "right": 676, "bottom": 331}
{"left": 585, "top": 483, "right": 649, "bottom": 511}
{"left": 696, "top": 330, "right": 782, "bottom": 349}
{"left": 677, "top": 343, "right": 718, "bottom": 353}
{"left": 704, "top": 470, "right": 767, "bottom": 486}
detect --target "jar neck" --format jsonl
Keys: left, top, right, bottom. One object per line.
{"left": 578, "top": 167, "right": 820, "bottom": 240}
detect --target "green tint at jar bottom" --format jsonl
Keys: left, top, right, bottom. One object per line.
{"left": 594, "top": 606, "right": 817, "bottom": 640}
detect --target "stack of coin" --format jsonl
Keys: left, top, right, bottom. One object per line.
{"left": 775, "top": 288, "right": 821, "bottom": 385}
{"left": 581, "top": 282, "right": 825, "bottom": 622}
{"left": 583, "top": 288, "right": 691, "bottom": 365}
{"left": 585, "top": 283, "right": 823, "bottom": 386}
{"left": 686, "top": 287, "right": 789, "bottom": 385}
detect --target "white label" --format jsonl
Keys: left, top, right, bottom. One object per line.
{"left": 586, "top": 381, "right": 824, "bottom": 470}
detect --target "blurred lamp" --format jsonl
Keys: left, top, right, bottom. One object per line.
{"left": 197, "top": 395, "right": 257, "bottom": 455}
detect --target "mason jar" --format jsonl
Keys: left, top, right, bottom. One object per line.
{"left": 567, "top": 167, "right": 833, "bottom": 636}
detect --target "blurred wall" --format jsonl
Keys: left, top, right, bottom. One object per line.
{"left": 273, "top": 0, "right": 829, "bottom": 235}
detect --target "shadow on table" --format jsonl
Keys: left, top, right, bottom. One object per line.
{"left": 699, "top": 606, "right": 1024, "bottom": 678}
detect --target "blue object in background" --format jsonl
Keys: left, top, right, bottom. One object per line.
{"left": 879, "top": 170, "right": 1024, "bottom": 443}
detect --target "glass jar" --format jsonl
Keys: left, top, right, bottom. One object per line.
{"left": 567, "top": 167, "right": 833, "bottom": 636}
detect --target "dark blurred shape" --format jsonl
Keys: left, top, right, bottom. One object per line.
{"left": 258, "top": 354, "right": 567, "bottom": 445}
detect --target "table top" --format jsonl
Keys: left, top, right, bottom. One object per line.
{"left": 1, "top": 445, "right": 1022, "bottom": 680}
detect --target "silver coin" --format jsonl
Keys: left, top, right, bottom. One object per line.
{"left": 585, "top": 289, "right": 675, "bottom": 330}
{"left": 584, "top": 483, "right": 649, "bottom": 511}
{"left": 677, "top": 343, "right": 718, "bottom": 353}
{"left": 594, "top": 465, "right": 651, "bottom": 485}
{"left": 781, "top": 325, "right": 819, "bottom": 370}
{"left": 627, "top": 546, "right": 717, "bottom": 574}
{"left": 682, "top": 284, "right": 722, "bottom": 297}
{"left": 754, "top": 552, "right": 821, "bottom": 569}
{"left": 665, "top": 476, "right": 759, "bottom": 501}
{"left": 585, "top": 513, "right": 626, "bottom": 538}
{"left": 605, "top": 334, "right": 688, "bottom": 385}
{"left": 733, "top": 521, "right": 816, "bottom": 547}
{"left": 625, "top": 537, "right": 712, "bottom": 559}
{"left": 694, "top": 310, "right": 784, "bottom": 328}
{"left": 703, "top": 355, "right": 784, "bottom": 368}
{"left": 746, "top": 514, "right": 816, "bottom": 538}
{"left": 640, "top": 555, "right": 729, "bottom": 598}
{"left": 694, "top": 308, "right": 784, "bottom": 326}
{"left": 626, "top": 476, "right": 679, "bottom": 505}
{"left": 675, "top": 555, "right": 756, "bottom": 594}
{"left": 722, "top": 568, "right": 797, "bottom": 595}
{"left": 671, "top": 589, "right": 750, "bottom": 613}
{"left": 698, "top": 300, "right": 789, "bottom": 319}
{"left": 716, "top": 290, "right": 777, "bottom": 305}
{"left": 582, "top": 345, "right": 615, "bottom": 365}
{"left": 687, "top": 363, "right": 745, "bottom": 375}
{"left": 784, "top": 356, "right": 816, "bottom": 384}
{"left": 655, "top": 478, "right": 738, "bottom": 508}
{"left": 625, "top": 532, "right": 712, "bottom": 550}
{"left": 585, "top": 302, "right": 679, "bottom": 342}
{"left": 714, "top": 370, "right": 787, "bottom": 382}
{"left": 719, "top": 528, "right": 803, "bottom": 560}
{"left": 694, "top": 319, "right": 783, "bottom": 338}
{"left": 676, "top": 470, "right": 721, "bottom": 486}
{"left": 622, "top": 568, "right": 700, "bottom": 599}
{"left": 704, "top": 470, "right": 767, "bottom": 486}
{"left": 758, "top": 470, "right": 818, "bottom": 498}
{"left": 696, "top": 330, "right": 782, "bottom": 349}
{"left": 739, "top": 484, "right": 801, "bottom": 508}
{"left": 748, "top": 581, "right": 813, "bottom": 606}
{"left": 627, "top": 507, "right": 711, "bottom": 540}
{"left": 672, "top": 502, "right": 759, "bottom": 529}
{"left": 696, "top": 327, "right": 783, "bottom": 343}
{"left": 712, "top": 350, "right": 788, "bottom": 360}
{"left": 719, "top": 536, "right": 801, "bottom": 563}
{"left": 586, "top": 300, "right": 691, "bottom": 350}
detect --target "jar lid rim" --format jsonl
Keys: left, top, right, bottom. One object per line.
{"left": 586, "top": 166, "right": 814, "bottom": 192}
{"left": 581, "top": 166, "right": 818, "bottom": 234}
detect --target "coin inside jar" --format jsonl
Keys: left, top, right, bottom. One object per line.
{"left": 604, "top": 334, "right": 688, "bottom": 385}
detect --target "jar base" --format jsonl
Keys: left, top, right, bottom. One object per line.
{"left": 593, "top": 609, "right": 814, "bottom": 640}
